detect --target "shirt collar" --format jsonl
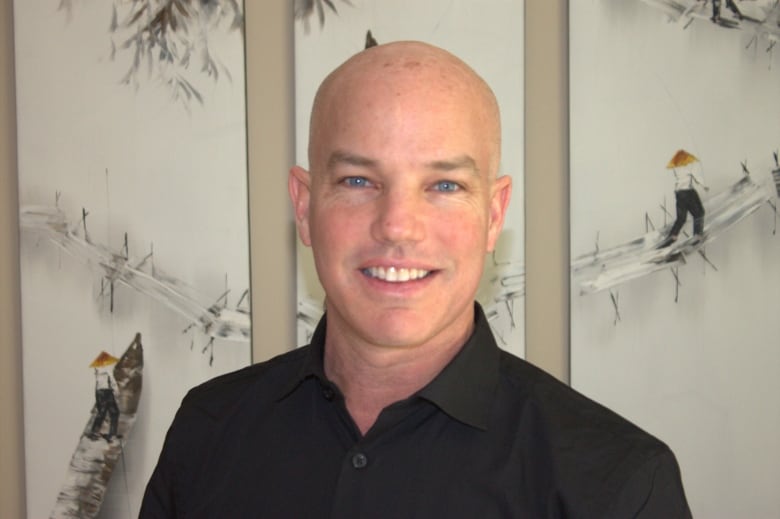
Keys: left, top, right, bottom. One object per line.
{"left": 277, "top": 303, "right": 502, "bottom": 431}
{"left": 417, "top": 303, "right": 501, "bottom": 431}
{"left": 275, "top": 319, "right": 329, "bottom": 400}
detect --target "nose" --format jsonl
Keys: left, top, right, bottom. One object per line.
{"left": 370, "top": 189, "right": 425, "bottom": 245}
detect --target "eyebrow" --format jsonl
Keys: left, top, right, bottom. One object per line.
{"left": 327, "top": 150, "right": 378, "bottom": 170}
{"left": 327, "top": 150, "right": 479, "bottom": 176}
{"left": 425, "top": 155, "right": 479, "bottom": 175}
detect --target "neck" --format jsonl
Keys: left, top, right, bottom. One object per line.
{"left": 323, "top": 321, "right": 473, "bottom": 435}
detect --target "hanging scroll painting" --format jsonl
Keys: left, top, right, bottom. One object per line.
{"left": 14, "top": 1, "right": 251, "bottom": 517}
{"left": 570, "top": 2, "right": 780, "bottom": 516}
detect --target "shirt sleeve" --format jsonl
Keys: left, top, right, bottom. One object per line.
{"left": 608, "top": 448, "right": 692, "bottom": 519}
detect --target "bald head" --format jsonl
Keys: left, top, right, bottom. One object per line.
{"left": 308, "top": 41, "right": 502, "bottom": 177}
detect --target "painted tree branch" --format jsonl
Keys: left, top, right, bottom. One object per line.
{"left": 60, "top": 0, "right": 243, "bottom": 106}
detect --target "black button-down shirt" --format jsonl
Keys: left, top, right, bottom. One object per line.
{"left": 140, "top": 304, "right": 691, "bottom": 518}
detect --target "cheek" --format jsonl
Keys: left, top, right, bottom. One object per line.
{"left": 309, "top": 205, "right": 359, "bottom": 254}
{"left": 433, "top": 208, "right": 490, "bottom": 253}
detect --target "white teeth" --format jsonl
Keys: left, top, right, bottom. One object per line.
{"left": 365, "top": 266, "right": 430, "bottom": 282}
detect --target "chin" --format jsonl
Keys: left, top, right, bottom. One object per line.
{"left": 360, "top": 308, "right": 469, "bottom": 350}
{"left": 362, "top": 318, "right": 431, "bottom": 349}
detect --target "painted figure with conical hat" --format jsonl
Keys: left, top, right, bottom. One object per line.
{"left": 89, "top": 351, "right": 121, "bottom": 442}
{"left": 659, "top": 149, "right": 710, "bottom": 248}
{"left": 711, "top": 0, "right": 743, "bottom": 23}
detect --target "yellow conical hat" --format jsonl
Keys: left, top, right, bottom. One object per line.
{"left": 89, "top": 351, "right": 119, "bottom": 368}
{"left": 666, "top": 149, "right": 699, "bottom": 169}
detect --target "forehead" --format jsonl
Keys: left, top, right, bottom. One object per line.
{"left": 311, "top": 56, "right": 495, "bottom": 170}
{"left": 322, "top": 49, "right": 487, "bottom": 117}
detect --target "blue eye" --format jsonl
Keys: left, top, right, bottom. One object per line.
{"left": 434, "top": 180, "right": 460, "bottom": 192}
{"left": 343, "top": 176, "right": 370, "bottom": 188}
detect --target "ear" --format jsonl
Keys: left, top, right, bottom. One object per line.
{"left": 486, "top": 175, "right": 512, "bottom": 253}
{"left": 288, "top": 165, "right": 312, "bottom": 246}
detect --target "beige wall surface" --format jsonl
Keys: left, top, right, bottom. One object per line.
{"left": 524, "top": 2, "right": 569, "bottom": 380}
{"left": 246, "top": 2, "right": 297, "bottom": 364}
{"left": 0, "top": 2, "right": 568, "bottom": 516}
{"left": 0, "top": 0, "right": 25, "bottom": 516}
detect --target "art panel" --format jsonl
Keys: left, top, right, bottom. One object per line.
{"left": 14, "top": 2, "right": 251, "bottom": 517}
{"left": 570, "top": 2, "right": 780, "bottom": 516}
{"left": 294, "top": 0, "right": 526, "bottom": 357}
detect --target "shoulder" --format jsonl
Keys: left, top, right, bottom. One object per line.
{"left": 155, "top": 346, "right": 310, "bottom": 477}
{"left": 141, "top": 347, "right": 312, "bottom": 515}
{"left": 178, "top": 345, "right": 310, "bottom": 421}
{"left": 496, "top": 353, "right": 690, "bottom": 516}
{"left": 498, "top": 351, "right": 659, "bottom": 444}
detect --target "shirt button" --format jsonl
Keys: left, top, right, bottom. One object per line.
{"left": 351, "top": 453, "right": 368, "bottom": 469}
{"left": 322, "top": 387, "right": 335, "bottom": 401}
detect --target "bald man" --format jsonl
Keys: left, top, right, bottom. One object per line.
{"left": 141, "top": 42, "right": 691, "bottom": 518}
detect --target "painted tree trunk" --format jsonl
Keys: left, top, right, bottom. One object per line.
{"left": 50, "top": 333, "right": 143, "bottom": 519}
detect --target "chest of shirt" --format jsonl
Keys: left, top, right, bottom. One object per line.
{"left": 179, "top": 381, "right": 541, "bottom": 518}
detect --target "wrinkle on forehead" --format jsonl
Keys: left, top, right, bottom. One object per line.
{"left": 308, "top": 41, "right": 501, "bottom": 175}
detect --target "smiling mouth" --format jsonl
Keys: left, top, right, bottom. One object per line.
{"left": 362, "top": 266, "right": 431, "bottom": 283}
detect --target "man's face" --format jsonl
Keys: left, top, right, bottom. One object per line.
{"left": 290, "top": 57, "right": 510, "bottom": 352}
